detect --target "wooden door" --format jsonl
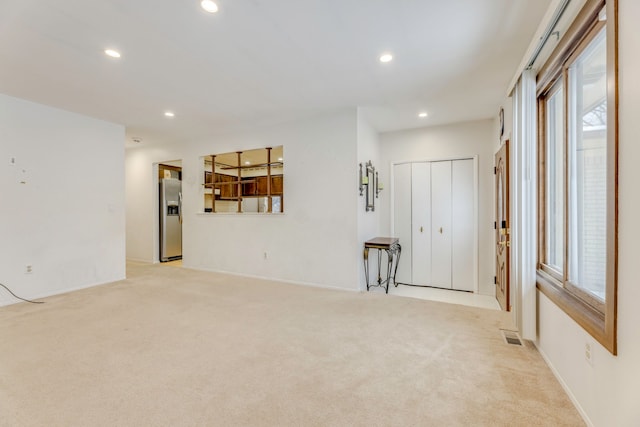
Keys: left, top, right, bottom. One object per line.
{"left": 271, "top": 176, "right": 283, "bottom": 194}
{"left": 411, "top": 162, "right": 432, "bottom": 285}
{"left": 431, "top": 161, "right": 452, "bottom": 289}
{"left": 495, "top": 141, "right": 510, "bottom": 311}
{"left": 256, "top": 176, "right": 268, "bottom": 195}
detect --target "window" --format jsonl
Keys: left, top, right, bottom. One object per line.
{"left": 202, "top": 146, "right": 284, "bottom": 213}
{"left": 545, "top": 84, "right": 564, "bottom": 274}
{"left": 568, "top": 28, "right": 608, "bottom": 306}
{"left": 536, "top": 0, "right": 617, "bottom": 354}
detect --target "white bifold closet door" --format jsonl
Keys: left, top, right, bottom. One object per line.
{"left": 411, "top": 162, "right": 432, "bottom": 286}
{"left": 393, "top": 163, "right": 413, "bottom": 284}
{"left": 451, "top": 159, "right": 474, "bottom": 291}
{"left": 393, "top": 158, "right": 474, "bottom": 291}
{"left": 430, "top": 161, "right": 453, "bottom": 288}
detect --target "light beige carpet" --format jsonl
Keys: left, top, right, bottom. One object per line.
{"left": 0, "top": 262, "right": 584, "bottom": 426}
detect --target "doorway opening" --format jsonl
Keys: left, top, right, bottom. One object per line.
{"left": 157, "top": 160, "right": 182, "bottom": 263}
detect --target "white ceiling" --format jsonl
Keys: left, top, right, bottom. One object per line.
{"left": 0, "top": 0, "right": 550, "bottom": 145}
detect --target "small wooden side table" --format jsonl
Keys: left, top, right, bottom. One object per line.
{"left": 363, "top": 237, "right": 401, "bottom": 294}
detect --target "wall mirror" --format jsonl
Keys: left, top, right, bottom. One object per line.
{"left": 359, "top": 161, "right": 376, "bottom": 212}
{"left": 202, "top": 146, "right": 283, "bottom": 213}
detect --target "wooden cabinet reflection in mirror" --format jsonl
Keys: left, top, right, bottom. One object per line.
{"left": 203, "top": 146, "right": 283, "bottom": 213}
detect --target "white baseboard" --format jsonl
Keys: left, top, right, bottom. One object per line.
{"left": 184, "top": 264, "right": 360, "bottom": 294}
{"left": 126, "top": 257, "right": 155, "bottom": 264}
{"left": 0, "top": 276, "right": 126, "bottom": 307}
{"left": 533, "top": 340, "right": 593, "bottom": 427}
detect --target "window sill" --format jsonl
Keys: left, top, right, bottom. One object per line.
{"left": 536, "top": 270, "right": 616, "bottom": 354}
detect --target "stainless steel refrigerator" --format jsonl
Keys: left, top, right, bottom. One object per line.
{"left": 159, "top": 178, "right": 182, "bottom": 261}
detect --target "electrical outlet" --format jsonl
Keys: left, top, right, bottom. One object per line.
{"left": 585, "top": 342, "right": 593, "bottom": 366}
{"left": 25, "top": 265, "right": 33, "bottom": 274}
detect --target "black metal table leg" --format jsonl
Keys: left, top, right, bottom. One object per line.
{"left": 363, "top": 247, "right": 370, "bottom": 291}
{"left": 377, "top": 248, "right": 383, "bottom": 286}
{"left": 363, "top": 238, "right": 401, "bottom": 294}
{"left": 393, "top": 243, "right": 402, "bottom": 287}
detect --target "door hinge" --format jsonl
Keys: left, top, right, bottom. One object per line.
{"left": 494, "top": 276, "right": 497, "bottom": 284}
{"left": 494, "top": 166, "right": 497, "bottom": 175}
{"left": 494, "top": 221, "right": 497, "bottom": 230}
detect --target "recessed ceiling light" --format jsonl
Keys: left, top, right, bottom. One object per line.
{"left": 201, "top": 0, "right": 218, "bottom": 13}
{"left": 164, "top": 111, "right": 175, "bottom": 117}
{"left": 278, "top": 157, "right": 283, "bottom": 161}
{"left": 418, "top": 112, "right": 428, "bottom": 118}
{"left": 104, "top": 49, "right": 121, "bottom": 58}
{"left": 245, "top": 161, "right": 251, "bottom": 165}
{"left": 379, "top": 53, "right": 393, "bottom": 63}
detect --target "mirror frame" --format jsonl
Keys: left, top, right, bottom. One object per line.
{"left": 365, "top": 161, "right": 375, "bottom": 212}
{"left": 359, "top": 160, "right": 377, "bottom": 212}
{"left": 366, "top": 161, "right": 376, "bottom": 212}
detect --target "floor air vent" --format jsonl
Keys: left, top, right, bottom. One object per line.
{"left": 501, "top": 329, "right": 523, "bottom": 346}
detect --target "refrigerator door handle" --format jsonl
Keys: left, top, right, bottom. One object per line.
{"left": 178, "top": 191, "right": 183, "bottom": 224}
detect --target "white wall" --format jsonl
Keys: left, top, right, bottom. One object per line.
{"left": 535, "top": 1, "right": 640, "bottom": 425}
{"left": 0, "top": 93, "right": 125, "bottom": 306}
{"left": 378, "top": 119, "right": 496, "bottom": 296}
{"left": 126, "top": 110, "right": 361, "bottom": 290}
{"left": 357, "top": 111, "right": 382, "bottom": 290}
